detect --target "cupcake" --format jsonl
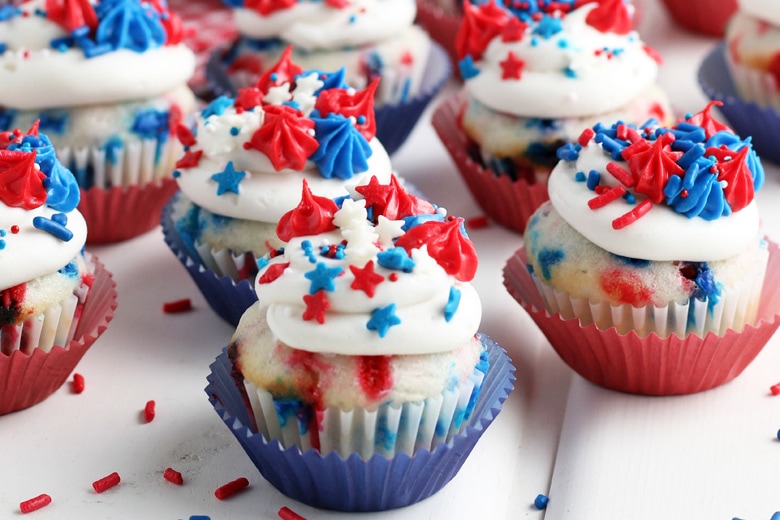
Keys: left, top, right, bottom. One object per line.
{"left": 207, "top": 0, "right": 451, "bottom": 154}
{"left": 432, "top": 0, "right": 672, "bottom": 233}
{"left": 504, "top": 103, "right": 780, "bottom": 395}
{"left": 0, "top": 124, "right": 117, "bottom": 414}
{"left": 205, "top": 176, "right": 515, "bottom": 511}
{"left": 163, "top": 49, "right": 396, "bottom": 326}
{"left": 660, "top": 0, "right": 737, "bottom": 37}
{"left": 0, "top": 0, "right": 197, "bottom": 243}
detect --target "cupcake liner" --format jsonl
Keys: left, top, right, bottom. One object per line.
{"left": 415, "top": 0, "right": 462, "bottom": 81}
{"left": 161, "top": 192, "right": 258, "bottom": 327}
{"left": 724, "top": 55, "right": 780, "bottom": 111}
{"left": 205, "top": 334, "right": 515, "bottom": 512}
{"left": 698, "top": 43, "right": 780, "bottom": 165}
{"left": 660, "top": 0, "right": 737, "bottom": 37}
{"left": 503, "top": 242, "right": 780, "bottom": 395}
{"left": 205, "top": 41, "right": 452, "bottom": 156}
{"left": 432, "top": 92, "right": 550, "bottom": 233}
{"left": 0, "top": 256, "right": 117, "bottom": 415}
{"left": 80, "top": 177, "right": 179, "bottom": 244}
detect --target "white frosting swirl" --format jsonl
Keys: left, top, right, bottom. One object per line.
{"left": 255, "top": 206, "right": 482, "bottom": 355}
{"left": 232, "top": 0, "right": 416, "bottom": 51}
{"left": 0, "top": 204, "right": 88, "bottom": 290}
{"left": 174, "top": 104, "right": 393, "bottom": 223}
{"left": 548, "top": 143, "right": 761, "bottom": 262}
{"left": 464, "top": 4, "right": 660, "bottom": 118}
{"left": 738, "top": 0, "right": 780, "bottom": 26}
{"left": 0, "top": 0, "right": 195, "bottom": 110}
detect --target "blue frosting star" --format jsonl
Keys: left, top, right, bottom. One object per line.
{"left": 210, "top": 161, "right": 246, "bottom": 196}
{"left": 366, "top": 303, "right": 401, "bottom": 338}
{"left": 458, "top": 55, "right": 480, "bottom": 80}
{"left": 376, "top": 247, "right": 415, "bottom": 272}
{"left": 304, "top": 262, "right": 343, "bottom": 294}
{"left": 444, "top": 286, "right": 461, "bottom": 322}
{"left": 201, "top": 96, "right": 234, "bottom": 119}
{"left": 533, "top": 15, "right": 564, "bottom": 39}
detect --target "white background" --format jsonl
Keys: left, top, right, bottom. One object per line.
{"left": 3, "top": 2, "right": 780, "bottom": 519}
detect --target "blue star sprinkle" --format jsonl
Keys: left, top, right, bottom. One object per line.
{"left": 304, "top": 262, "right": 343, "bottom": 294}
{"left": 210, "top": 161, "right": 246, "bottom": 196}
{"left": 366, "top": 303, "right": 401, "bottom": 338}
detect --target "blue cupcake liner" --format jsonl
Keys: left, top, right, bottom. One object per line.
{"left": 160, "top": 192, "right": 258, "bottom": 327}
{"left": 698, "top": 43, "right": 780, "bottom": 165}
{"left": 205, "top": 41, "right": 451, "bottom": 156}
{"left": 205, "top": 333, "right": 515, "bottom": 512}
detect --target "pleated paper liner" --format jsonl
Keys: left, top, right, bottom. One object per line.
{"left": 59, "top": 136, "right": 183, "bottom": 244}
{"left": 660, "top": 0, "right": 737, "bottom": 37}
{"left": 0, "top": 256, "right": 117, "bottom": 414}
{"left": 698, "top": 43, "right": 780, "bottom": 165}
{"left": 503, "top": 242, "right": 780, "bottom": 396}
{"left": 205, "top": 334, "right": 515, "bottom": 512}
{"left": 161, "top": 192, "right": 258, "bottom": 327}
{"left": 205, "top": 41, "right": 452, "bottom": 156}
{"left": 432, "top": 92, "right": 550, "bottom": 233}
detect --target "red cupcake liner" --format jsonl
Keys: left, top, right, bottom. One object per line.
{"left": 432, "top": 93, "right": 550, "bottom": 234}
{"left": 503, "top": 241, "right": 780, "bottom": 395}
{"left": 79, "top": 177, "right": 179, "bottom": 244}
{"left": 660, "top": 0, "right": 737, "bottom": 37}
{"left": 415, "top": 0, "right": 462, "bottom": 81}
{"left": 0, "top": 257, "right": 117, "bottom": 414}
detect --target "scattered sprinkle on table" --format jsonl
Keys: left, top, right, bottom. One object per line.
{"left": 278, "top": 506, "right": 307, "bottom": 520}
{"left": 771, "top": 383, "right": 780, "bottom": 396}
{"left": 144, "top": 400, "right": 156, "bottom": 423}
{"left": 162, "top": 298, "right": 193, "bottom": 313}
{"left": 214, "top": 477, "right": 249, "bottom": 500}
{"left": 163, "top": 467, "right": 183, "bottom": 485}
{"left": 19, "top": 494, "right": 52, "bottom": 514}
{"left": 92, "top": 472, "right": 121, "bottom": 493}
{"left": 534, "top": 493, "right": 549, "bottom": 510}
{"left": 465, "top": 215, "right": 490, "bottom": 230}
{"left": 71, "top": 373, "right": 85, "bottom": 394}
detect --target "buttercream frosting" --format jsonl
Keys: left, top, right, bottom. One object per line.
{"left": 252, "top": 176, "right": 482, "bottom": 356}
{"left": 457, "top": 0, "right": 661, "bottom": 119}
{"left": 0, "top": 125, "right": 87, "bottom": 290}
{"left": 738, "top": 0, "right": 780, "bottom": 26}
{"left": 549, "top": 103, "right": 764, "bottom": 262}
{"left": 0, "top": 0, "right": 195, "bottom": 110}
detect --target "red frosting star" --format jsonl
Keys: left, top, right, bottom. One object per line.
{"left": 0, "top": 150, "right": 47, "bottom": 210}
{"left": 708, "top": 145, "right": 755, "bottom": 212}
{"left": 302, "top": 290, "right": 330, "bottom": 324}
{"left": 684, "top": 101, "right": 731, "bottom": 140}
{"left": 581, "top": 0, "right": 632, "bottom": 35}
{"left": 276, "top": 179, "right": 339, "bottom": 242}
{"left": 350, "top": 260, "right": 385, "bottom": 298}
{"left": 244, "top": 104, "right": 318, "bottom": 171}
{"left": 626, "top": 132, "right": 683, "bottom": 203}
{"left": 314, "top": 79, "right": 378, "bottom": 141}
{"left": 500, "top": 50, "right": 525, "bottom": 80}
{"left": 244, "top": 0, "right": 297, "bottom": 16}
{"left": 255, "top": 46, "right": 303, "bottom": 93}
{"left": 46, "top": 0, "right": 98, "bottom": 32}
{"left": 234, "top": 87, "right": 265, "bottom": 113}
{"left": 456, "top": 2, "right": 510, "bottom": 61}
{"left": 394, "top": 217, "right": 478, "bottom": 282}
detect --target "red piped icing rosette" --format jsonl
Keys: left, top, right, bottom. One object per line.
{"left": 504, "top": 105, "right": 778, "bottom": 395}
{"left": 206, "top": 175, "right": 514, "bottom": 511}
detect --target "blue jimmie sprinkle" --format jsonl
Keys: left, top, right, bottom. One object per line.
{"left": 444, "top": 286, "right": 461, "bottom": 322}
{"left": 201, "top": 96, "right": 233, "bottom": 118}
{"left": 556, "top": 142, "right": 580, "bottom": 161}
{"left": 574, "top": 171, "right": 586, "bottom": 182}
{"left": 458, "top": 55, "right": 480, "bottom": 80}
{"left": 534, "top": 494, "right": 549, "bottom": 510}
{"left": 256, "top": 257, "right": 269, "bottom": 270}
{"left": 33, "top": 216, "right": 73, "bottom": 242}
{"left": 586, "top": 170, "right": 600, "bottom": 191}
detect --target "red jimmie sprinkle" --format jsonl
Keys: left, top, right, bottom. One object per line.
{"left": 588, "top": 185, "right": 626, "bottom": 209}
{"left": 163, "top": 467, "right": 183, "bottom": 485}
{"left": 605, "top": 161, "right": 635, "bottom": 188}
{"left": 465, "top": 215, "right": 490, "bottom": 230}
{"left": 770, "top": 383, "right": 780, "bottom": 396}
{"left": 144, "top": 400, "right": 156, "bottom": 423}
{"left": 278, "top": 506, "right": 307, "bottom": 520}
{"left": 20, "top": 494, "right": 52, "bottom": 514}
{"left": 92, "top": 472, "right": 121, "bottom": 493}
{"left": 162, "top": 298, "right": 192, "bottom": 313}
{"left": 577, "top": 127, "right": 595, "bottom": 147}
{"left": 612, "top": 198, "right": 653, "bottom": 230}
{"left": 214, "top": 477, "right": 249, "bottom": 500}
{"left": 72, "top": 373, "right": 85, "bottom": 394}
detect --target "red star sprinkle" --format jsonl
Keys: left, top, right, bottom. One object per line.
{"left": 501, "top": 17, "right": 528, "bottom": 43}
{"left": 303, "top": 290, "right": 330, "bottom": 324}
{"left": 234, "top": 87, "right": 265, "bottom": 112}
{"left": 349, "top": 260, "right": 385, "bottom": 297}
{"left": 175, "top": 149, "right": 203, "bottom": 169}
{"left": 500, "top": 50, "right": 525, "bottom": 80}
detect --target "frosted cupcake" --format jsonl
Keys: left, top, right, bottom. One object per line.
{"left": 0, "top": 0, "right": 196, "bottom": 242}
{"left": 208, "top": 0, "right": 451, "bottom": 154}
{"left": 163, "top": 49, "right": 395, "bottom": 326}
{"left": 433, "top": 0, "right": 671, "bottom": 233}
{"left": 0, "top": 124, "right": 117, "bottom": 414}
{"left": 504, "top": 103, "right": 780, "bottom": 395}
{"left": 206, "top": 176, "right": 514, "bottom": 511}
